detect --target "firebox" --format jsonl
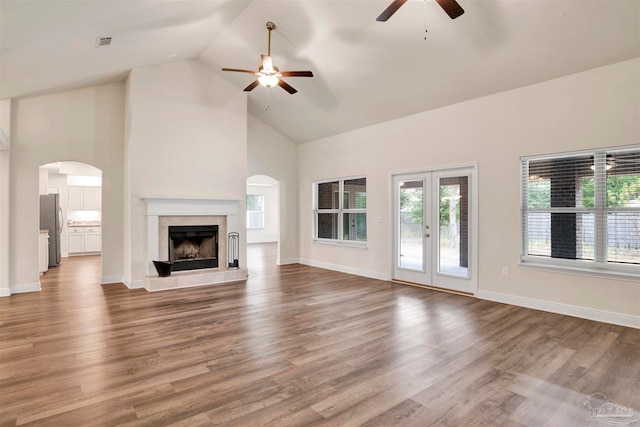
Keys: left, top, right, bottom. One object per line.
{"left": 168, "top": 225, "right": 218, "bottom": 271}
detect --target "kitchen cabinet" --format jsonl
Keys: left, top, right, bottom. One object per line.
{"left": 68, "top": 226, "right": 101, "bottom": 254}
{"left": 68, "top": 186, "right": 101, "bottom": 211}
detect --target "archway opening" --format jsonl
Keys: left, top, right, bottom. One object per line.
{"left": 38, "top": 161, "right": 102, "bottom": 280}
{"left": 246, "top": 174, "right": 279, "bottom": 268}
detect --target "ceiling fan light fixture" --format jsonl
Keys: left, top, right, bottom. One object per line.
{"left": 258, "top": 75, "right": 279, "bottom": 88}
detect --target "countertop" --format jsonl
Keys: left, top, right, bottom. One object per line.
{"left": 67, "top": 222, "right": 102, "bottom": 227}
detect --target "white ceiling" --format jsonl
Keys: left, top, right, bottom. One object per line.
{"left": 1, "top": 0, "right": 638, "bottom": 143}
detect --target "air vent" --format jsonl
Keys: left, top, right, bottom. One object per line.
{"left": 95, "top": 37, "right": 112, "bottom": 48}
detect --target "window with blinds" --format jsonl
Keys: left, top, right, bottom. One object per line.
{"left": 314, "top": 177, "right": 367, "bottom": 244}
{"left": 521, "top": 147, "right": 640, "bottom": 276}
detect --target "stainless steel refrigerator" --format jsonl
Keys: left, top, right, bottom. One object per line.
{"left": 40, "top": 194, "right": 63, "bottom": 267}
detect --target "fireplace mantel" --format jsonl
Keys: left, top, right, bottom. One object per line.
{"left": 143, "top": 197, "right": 246, "bottom": 290}
{"left": 143, "top": 197, "right": 239, "bottom": 217}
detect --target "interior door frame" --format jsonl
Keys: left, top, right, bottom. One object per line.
{"left": 390, "top": 162, "right": 479, "bottom": 295}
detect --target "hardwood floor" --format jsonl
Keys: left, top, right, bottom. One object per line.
{"left": 1, "top": 245, "right": 639, "bottom": 426}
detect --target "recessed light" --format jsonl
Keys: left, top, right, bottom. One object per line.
{"left": 168, "top": 53, "right": 178, "bottom": 59}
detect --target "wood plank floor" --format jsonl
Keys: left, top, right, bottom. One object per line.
{"left": 1, "top": 244, "right": 639, "bottom": 426}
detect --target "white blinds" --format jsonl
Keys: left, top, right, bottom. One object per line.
{"left": 521, "top": 147, "right": 640, "bottom": 267}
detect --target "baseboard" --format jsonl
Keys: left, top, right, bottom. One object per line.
{"left": 300, "top": 258, "right": 389, "bottom": 281}
{"left": 101, "top": 275, "right": 124, "bottom": 285}
{"left": 277, "top": 258, "right": 300, "bottom": 266}
{"left": 0, "top": 287, "right": 10, "bottom": 297}
{"left": 10, "top": 282, "right": 41, "bottom": 294}
{"left": 123, "top": 279, "right": 145, "bottom": 290}
{"left": 476, "top": 290, "right": 640, "bottom": 329}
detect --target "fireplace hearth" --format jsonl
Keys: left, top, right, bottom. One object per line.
{"left": 168, "top": 225, "right": 218, "bottom": 271}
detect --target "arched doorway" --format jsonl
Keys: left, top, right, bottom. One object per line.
{"left": 246, "top": 175, "right": 279, "bottom": 268}
{"left": 38, "top": 161, "right": 102, "bottom": 280}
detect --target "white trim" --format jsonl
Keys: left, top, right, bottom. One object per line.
{"left": 0, "top": 287, "right": 10, "bottom": 297}
{"left": 312, "top": 239, "right": 367, "bottom": 249}
{"left": 520, "top": 144, "right": 639, "bottom": 162}
{"left": 300, "top": 258, "right": 389, "bottom": 281}
{"left": 101, "top": 275, "right": 124, "bottom": 285}
{"left": 123, "top": 279, "right": 145, "bottom": 289}
{"left": 0, "top": 127, "right": 9, "bottom": 150}
{"left": 477, "top": 289, "right": 640, "bottom": 329}
{"left": 247, "top": 238, "right": 278, "bottom": 244}
{"left": 11, "top": 282, "right": 41, "bottom": 294}
{"left": 520, "top": 258, "right": 639, "bottom": 281}
{"left": 277, "top": 258, "right": 300, "bottom": 265}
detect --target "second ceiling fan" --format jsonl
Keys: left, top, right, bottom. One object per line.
{"left": 222, "top": 22, "right": 313, "bottom": 94}
{"left": 377, "top": 0, "right": 464, "bottom": 22}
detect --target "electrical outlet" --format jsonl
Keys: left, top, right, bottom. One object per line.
{"left": 502, "top": 267, "right": 509, "bottom": 276}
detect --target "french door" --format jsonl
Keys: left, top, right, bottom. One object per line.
{"left": 392, "top": 166, "right": 477, "bottom": 294}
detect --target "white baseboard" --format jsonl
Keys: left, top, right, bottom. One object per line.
{"left": 0, "top": 287, "right": 10, "bottom": 297}
{"left": 300, "top": 258, "right": 389, "bottom": 282}
{"left": 277, "top": 258, "right": 300, "bottom": 266}
{"left": 101, "top": 275, "right": 124, "bottom": 285}
{"left": 123, "top": 279, "right": 145, "bottom": 289}
{"left": 476, "top": 290, "right": 640, "bottom": 329}
{"left": 11, "top": 282, "right": 42, "bottom": 294}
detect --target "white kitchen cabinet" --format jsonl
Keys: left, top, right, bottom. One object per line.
{"left": 84, "top": 232, "right": 101, "bottom": 252}
{"left": 68, "top": 187, "right": 83, "bottom": 210}
{"left": 68, "top": 186, "right": 101, "bottom": 211}
{"left": 83, "top": 187, "right": 101, "bottom": 210}
{"left": 68, "top": 231, "right": 84, "bottom": 253}
{"left": 68, "top": 226, "right": 101, "bottom": 254}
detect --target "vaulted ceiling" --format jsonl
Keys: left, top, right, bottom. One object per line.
{"left": 1, "top": 0, "right": 638, "bottom": 143}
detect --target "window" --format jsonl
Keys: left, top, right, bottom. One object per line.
{"left": 314, "top": 177, "right": 366, "bottom": 244}
{"left": 521, "top": 147, "right": 640, "bottom": 277}
{"left": 246, "top": 195, "right": 264, "bottom": 229}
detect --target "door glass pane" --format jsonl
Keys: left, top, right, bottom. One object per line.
{"left": 438, "top": 176, "right": 469, "bottom": 277}
{"left": 399, "top": 180, "right": 423, "bottom": 270}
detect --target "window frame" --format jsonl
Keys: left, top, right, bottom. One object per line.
{"left": 246, "top": 194, "right": 265, "bottom": 230}
{"left": 313, "top": 176, "right": 367, "bottom": 248}
{"left": 520, "top": 146, "right": 640, "bottom": 280}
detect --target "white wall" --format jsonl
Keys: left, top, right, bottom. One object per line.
{"left": 9, "top": 83, "right": 125, "bottom": 292}
{"left": 247, "top": 114, "right": 299, "bottom": 264}
{"left": 299, "top": 59, "right": 640, "bottom": 324}
{"left": 247, "top": 176, "right": 278, "bottom": 244}
{"left": 124, "top": 60, "right": 247, "bottom": 286}
{"left": 0, "top": 99, "right": 10, "bottom": 295}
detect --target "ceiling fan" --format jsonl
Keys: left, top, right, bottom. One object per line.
{"left": 221, "top": 22, "right": 313, "bottom": 95}
{"left": 376, "top": 0, "right": 464, "bottom": 22}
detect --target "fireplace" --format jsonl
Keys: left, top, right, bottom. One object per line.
{"left": 143, "top": 198, "right": 247, "bottom": 291}
{"left": 168, "top": 225, "right": 218, "bottom": 271}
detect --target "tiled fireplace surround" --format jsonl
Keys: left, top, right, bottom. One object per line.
{"left": 143, "top": 198, "right": 248, "bottom": 291}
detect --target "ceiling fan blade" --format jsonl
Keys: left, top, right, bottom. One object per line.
{"left": 434, "top": 0, "right": 464, "bottom": 19}
{"left": 261, "top": 55, "right": 273, "bottom": 71}
{"left": 280, "top": 71, "right": 314, "bottom": 78}
{"left": 277, "top": 79, "right": 297, "bottom": 94}
{"left": 222, "top": 68, "right": 257, "bottom": 74}
{"left": 376, "top": 0, "right": 407, "bottom": 22}
{"left": 243, "top": 80, "right": 260, "bottom": 92}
